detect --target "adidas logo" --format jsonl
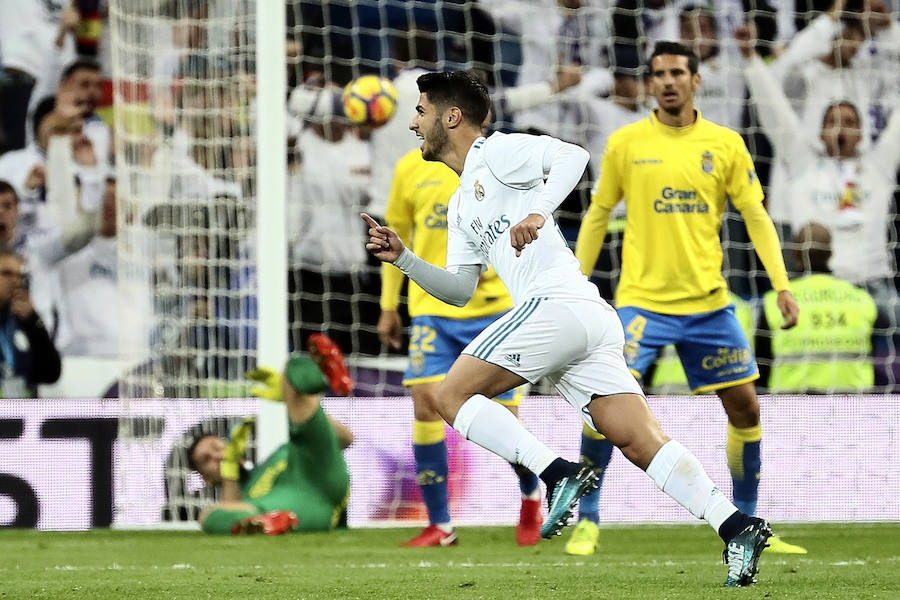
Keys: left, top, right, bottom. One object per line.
{"left": 505, "top": 353, "right": 521, "bottom": 367}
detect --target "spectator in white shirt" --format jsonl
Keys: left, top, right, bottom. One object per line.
{"left": 0, "top": 0, "right": 78, "bottom": 151}
{"left": 0, "top": 95, "right": 103, "bottom": 242}
{"left": 761, "top": 1, "right": 899, "bottom": 228}
{"left": 741, "top": 25, "right": 900, "bottom": 298}
{"left": 287, "top": 88, "right": 380, "bottom": 356}
{"left": 0, "top": 94, "right": 105, "bottom": 330}
{"left": 679, "top": 3, "right": 747, "bottom": 131}
{"left": 479, "top": 0, "right": 611, "bottom": 146}
{"left": 54, "top": 178, "right": 140, "bottom": 357}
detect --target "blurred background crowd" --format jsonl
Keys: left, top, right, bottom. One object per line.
{"left": 0, "top": 0, "right": 898, "bottom": 398}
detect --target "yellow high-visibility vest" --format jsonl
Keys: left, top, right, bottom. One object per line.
{"left": 762, "top": 274, "right": 876, "bottom": 393}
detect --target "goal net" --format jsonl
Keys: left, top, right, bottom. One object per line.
{"left": 108, "top": 0, "right": 900, "bottom": 526}
{"left": 111, "top": 0, "right": 260, "bottom": 523}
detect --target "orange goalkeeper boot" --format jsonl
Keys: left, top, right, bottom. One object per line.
{"left": 231, "top": 510, "right": 299, "bottom": 535}
{"left": 308, "top": 333, "right": 354, "bottom": 396}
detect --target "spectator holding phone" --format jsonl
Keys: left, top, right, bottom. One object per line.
{"left": 0, "top": 250, "right": 61, "bottom": 397}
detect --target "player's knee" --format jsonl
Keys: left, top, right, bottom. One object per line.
{"left": 431, "top": 382, "right": 469, "bottom": 423}
{"left": 411, "top": 387, "right": 442, "bottom": 421}
{"left": 719, "top": 384, "right": 760, "bottom": 427}
{"left": 629, "top": 434, "right": 670, "bottom": 468}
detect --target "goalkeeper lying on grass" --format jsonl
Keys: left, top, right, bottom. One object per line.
{"left": 189, "top": 336, "right": 354, "bottom": 535}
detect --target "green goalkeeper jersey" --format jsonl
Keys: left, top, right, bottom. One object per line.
{"left": 241, "top": 406, "right": 350, "bottom": 531}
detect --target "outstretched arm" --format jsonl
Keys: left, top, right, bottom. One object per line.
{"left": 495, "top": 65, "right": 584, "bottom": 114}
{"left": 362, "top": 213, "right": 480, "bottom": 307}
{"left": 767, "top": 4, "right": 843, "bottom": 82}
{"left": 872, "top": 92, "right": 900, "bottom": 174}
{"left": 738, "top": 25, "right": 808, "bottom": 161}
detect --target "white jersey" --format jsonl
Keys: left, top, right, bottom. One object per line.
{"left": 54, "top": 236, "right": 118, "bottom": 356}
{"left": 54, "top": 235, "right": 152, "bottom": 357}
{"left": 445, "top": 133, "right": 601, "bottom": 305}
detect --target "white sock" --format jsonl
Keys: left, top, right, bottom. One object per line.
{"left": 452, "top": 394, "right": 557, "bottom": 475}
{"left": 645, "top": 440, "right": 738, "bottom": 532}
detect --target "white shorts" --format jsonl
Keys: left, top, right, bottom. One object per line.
{"left": 461, "top": 296, "right": 644, "bottom": 430}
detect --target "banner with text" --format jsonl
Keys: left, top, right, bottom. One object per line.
{"left": 1, "top": 395, "right": 898, "bottom": 530}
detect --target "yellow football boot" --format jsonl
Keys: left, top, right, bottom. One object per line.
{"left": 564, "top": 519, "right": 600, "bottom": 556}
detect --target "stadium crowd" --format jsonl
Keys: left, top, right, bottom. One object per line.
{"left": 0, "top": 0, "right": 897, "bottom": 399}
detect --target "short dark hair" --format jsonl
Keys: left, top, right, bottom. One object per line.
{"left": 186, "top": 433, "right": 219, "bottom": 472}
{"left": 61, "top": 59, "right": 101, "bottom": 82}
{"left": 649, "top": 41, "right": 700, "bottom": 75}
{"left": 416, "top": 70, "right": 490, "bottom": 129}
{"left": 32, "top": 96, "right": 57, "bottom": 141}
{"left": 822, "top": 101, "right": 861, "bottom": 126}
{"left": 0, "top": 180, "right": 18, "bottom": 204}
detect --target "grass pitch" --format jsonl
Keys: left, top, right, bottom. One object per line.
{"left": 1, "top": 523, "right": 898, "bottom": 600}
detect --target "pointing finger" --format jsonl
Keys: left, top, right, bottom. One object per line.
{"left": 360, "top": 212, "right": 381, "bottom": 229}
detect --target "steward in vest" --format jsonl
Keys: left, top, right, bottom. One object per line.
{"left": 757, "top": 223, "right": 876, "bottom": 393}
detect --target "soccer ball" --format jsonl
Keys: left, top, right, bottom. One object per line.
{"left": 341, "top": 75, "right": 398, "bottom": 128}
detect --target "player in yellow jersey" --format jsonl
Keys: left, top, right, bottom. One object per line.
{"left": 378, "top": 148, "right": 543, "bottom": 547}
{"left": 573, "top": 41, "right": 805, "bottom": 556}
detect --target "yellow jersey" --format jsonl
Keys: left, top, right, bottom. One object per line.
{"left": 381, "top": 150, "right": 513, "bottom": 319}
{"left": 576, "top": 110, "right": 789, "bottom": 315}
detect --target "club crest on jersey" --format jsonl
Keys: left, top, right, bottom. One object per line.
{"left": 701, "top": 151, "right": 714, "bottom": 174}
{"left": 474, "top": 180, "right": 485, "bottom": 201}
{"left": 623, "top": 340, "right": 639, "bottom": 365}
{"left": 410, "top": 351, "right": 425, "bottom": 375}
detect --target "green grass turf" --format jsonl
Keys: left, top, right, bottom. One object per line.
{"left": 1, "top": 523, "right": 898, "bottom": 600}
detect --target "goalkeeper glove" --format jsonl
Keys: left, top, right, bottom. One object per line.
{"left": 245, "top": 366, "right": 283, "bottom": 402}
{"left": 220, "top": 417, "right": 255, "bottom": 481}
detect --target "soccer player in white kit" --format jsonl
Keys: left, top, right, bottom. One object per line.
{"left": 363, "top": 71, "right": 772, "bottom": 587}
